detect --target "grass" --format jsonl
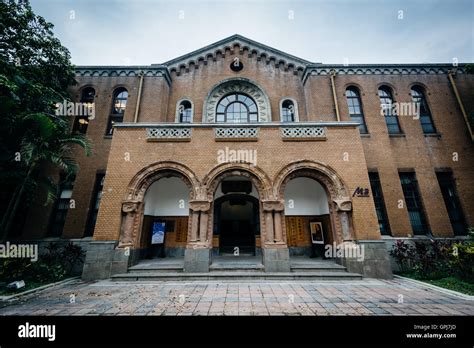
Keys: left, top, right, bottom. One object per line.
{"left": 425, "top": 277, "right": 474, "bottom": 296}
{"left": 399, "top": 272, "right": 474, "bottom": 296}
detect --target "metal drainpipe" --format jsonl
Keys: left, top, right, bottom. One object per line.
{"left": 448, "top": 69, "right": 473, "bottom": 141}
{"left": 134, "top": 70, "right": 145, "bottom": 123}
{"left": 330, "top": 69, "right": 340, "bottom": 121}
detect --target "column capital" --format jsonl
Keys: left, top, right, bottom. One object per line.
{"left": 262, "top": 200, "right": 285, "bottom": 212}
{"left": 189, "top": 200, "right": 212, "bottom": 212}
{"left": 333, "top": 198, "right": 352, "bottom": 211}
{"left": 121, "top": 200, "right": 140, "bottom": 213}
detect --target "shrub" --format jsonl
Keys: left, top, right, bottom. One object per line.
{"left": 0, "top": 242, "right": 85, "bottom": 285}
{"left": 389, "top": 240, "right": 415, "bottom": 272}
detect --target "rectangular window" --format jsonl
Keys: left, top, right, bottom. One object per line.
{"left": 369, "top": 172, "right": 391, "bottom": 235}
{"left": 85, "top": 173, "right": 105, "bottom": 237}
{"left": 49, "top": 174, "right": 75, "bottom": 237}
{"left": 399, "top": 172, "right": 429, "bottom": 235}
{"left": 436, "top": 172, "right": 467, "bottom": 235}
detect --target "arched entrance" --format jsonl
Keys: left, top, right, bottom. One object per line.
{"left": 274, "top": 160, "right": 354, "bottom": 252}
{"left": 140, "top": 177, "right": 189, "bottom": 259}
{"left": 283, "top": 177, "right": 332, "bottom": 258}
{"left": 213, "top": 186, "right": 260, "bottom": 255}
{"left": 118, "top": 161, "right": 200, "bottom": 266}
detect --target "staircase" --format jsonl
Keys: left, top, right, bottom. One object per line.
{"left": 111, "top": 256, "right": 362, "bottom": 281}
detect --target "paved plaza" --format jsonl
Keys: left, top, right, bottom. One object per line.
{"left": 0, "top": 278, "right": 472, "bottom": 316}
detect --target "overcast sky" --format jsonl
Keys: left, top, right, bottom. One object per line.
{"left": 30, "top": 0, "right": 473, "bottom": 66}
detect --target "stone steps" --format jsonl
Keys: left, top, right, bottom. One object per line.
{"left": 111, "top": 271, "right": 363, "bottom": 281}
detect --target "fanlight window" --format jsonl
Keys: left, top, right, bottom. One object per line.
{"left": 281, "top": 99, "right": 295, "bottom": 122}
{"left": 178, "top": 100, "right": 192, "bottom": 123}
{"left": 216, "top": 93, "right": 258, "bottom": 123}
{"left": 106, "top": 88, "right": 128, "bottom": 135}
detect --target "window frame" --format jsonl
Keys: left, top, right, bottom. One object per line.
{"left": 84, "top": 173, "right": 105, "bottom": 237}
{"left": 378, "top": 86, "right": 402, "bottom": 134}
{"left": 410, "top": 86, "right": 436, "bottom": 134}
{"left": 369, "top": 171, "right": 391, "bottom": 235}
{"left": 72, "top": 86, "right": 95, "bottom": 134}
{"left": 399, "top": 172, "right": 430, "bottom": 235}
{"left": 175, "top": 99, "right": 194, "bottom": 123}
{"left": 49, "top": 174, "right": 76, "bottom": 237}
{"left": 279, "top": 98, "right": 299, "bottom": 122}
{"left": 345, "top": 87, "right": 368, "bottom": 134}
{"left": 215, "top": 93, "right": 258, "bottom": 123}
{"left": 106, "top": 87, "right": 128, "bottom": 136}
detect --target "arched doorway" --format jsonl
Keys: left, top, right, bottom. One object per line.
{"left": 140, "top": 177, "right": 189, "bottom": 259}
{"left": 274, "top": 160, "right": 354, "bottom": 256}
{"left": 283, "top": 177, "right": 332, "bottom": 258}
{"left": 212, "top": 176, "right": 261, "bottom": 256}
{"left": 214, "top": 193, "right": 260, "bottom": 255}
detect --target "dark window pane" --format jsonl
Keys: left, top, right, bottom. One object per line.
{"left": 369, "top": 172, "right": 391, "bottom": 235}
{"left": 399, "top": 172, "right": 429, "bottom": 235}
{"left": 345, "top": 88, "right": 367, "bottom": 134}
{"left": 436, "top": 172, "right": 467, "bottom": 235}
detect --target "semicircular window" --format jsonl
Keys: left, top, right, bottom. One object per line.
{"left": 216, "top": 93, "right": 258, "bottom": 123}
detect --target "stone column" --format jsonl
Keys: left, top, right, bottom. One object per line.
{"left": 190, "top": 211, "right": 200, "bottom": 242}
{"left": 261, "top": 200, "right": 289, "bottom": 272}
{"left": 264, "top": 211, "right": 274, "bottom": 243}
{"left": 118, "top": 201, "right": 140, "bottom": 248}
{"left": 333, "top": 198, "right": 353, "bottom": 241}
{"left": 184, "top": 200, "right": 212, "bottom": 273}
{"left": 273, "top": 211, "right": 283, "bottom": 242}
{"left": 199, "top": 211, "right": 209, "bottom": 242}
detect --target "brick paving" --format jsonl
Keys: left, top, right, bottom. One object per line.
{"left": 0, "top": 278, "right": 472, "bottom": 316}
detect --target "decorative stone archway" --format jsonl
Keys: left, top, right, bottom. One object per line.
{"left": 118, "top": 161, "right": 201, "bottom": 251}
{"left": 202, "top": 162, "right": 274, "bottom": 247}
{"left": 274, "top": 160, "right": 354, "bottom": 245}
{"left": 203, "top": 78, "right": 272, "bottom": 122}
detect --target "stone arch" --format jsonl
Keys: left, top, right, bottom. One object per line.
{"left": 203, "top": 162, "right": 273, "bottom": 201}
{"left": 274, "top": 160, "right": 353, "bottom": 244}
{"left": 118, "top": 161, "right": 201, "bottom": 249}
{"left": 202, "top": 78, "right": 272, "bottom": 122}
{"left": 202, "top": 162, "right": 273, "bottom": 245}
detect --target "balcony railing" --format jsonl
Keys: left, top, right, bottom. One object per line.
{"left": 280, "top": 126, "right": 326, "bottom": 141}
{"left": 146, "top": 127, "right": 191, "bottom": 141}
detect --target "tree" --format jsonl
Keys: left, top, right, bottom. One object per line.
{"left": 0, "top": 1, "right": 91, "bottom": 240}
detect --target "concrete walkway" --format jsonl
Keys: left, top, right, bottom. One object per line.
{"left": 0, "top": 278, "right": 472, "bottom": 316}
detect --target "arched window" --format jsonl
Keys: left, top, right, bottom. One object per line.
{"left": 72, "top": 87, "right": 95, "bottom": 134}
{"left": 177, "top": 100, "right": 192, "bottom": 123}
{"left": 378, "top": 86, "right": 401, "bottom": 134}
{"left": 281, "top": 99, "right": 297, "bottom": 122}
{"left": 411, "top": 86, "right": 435, "bottom": 134}
{"left": 216, "top": 93, "right": 258, "bottom": 123}
{"left": 345, "top": 87, "right": 367, "bottom": 134}
{"left": 106, "top": 88, "right": 128, "bottom": 135}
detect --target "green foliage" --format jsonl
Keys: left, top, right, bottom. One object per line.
{"left": 0, "top": 2, "right": 91, "bottom": 239}
{"left": 0, "top": 242, "right": 85, "bottom": 285}
{"left": 391, "top": 235, "right": 474, "bottom": 283}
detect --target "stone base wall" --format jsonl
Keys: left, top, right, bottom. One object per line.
{"left": 337, "top": 240, "right": 392, "bottom": 279}
{"left": 81, "top": 241, "right": 130, "bottom": 280}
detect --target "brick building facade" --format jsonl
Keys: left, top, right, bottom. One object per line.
{"left": 20, "top": 35, "right": 474, "bottom": 279}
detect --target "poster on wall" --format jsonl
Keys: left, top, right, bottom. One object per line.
{"left": 310, "top": 222, "right": 324, "bottom": 244}
{"left": 151, "top": 222, "right": 165, "bottom": 244}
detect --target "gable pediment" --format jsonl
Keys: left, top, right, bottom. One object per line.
{"left": 161, "top": 34, "right": 311, "bottom": 75}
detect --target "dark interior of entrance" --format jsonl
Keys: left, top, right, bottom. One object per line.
{"left": 214, "top": 193, "right": 259, "bottom": 255}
